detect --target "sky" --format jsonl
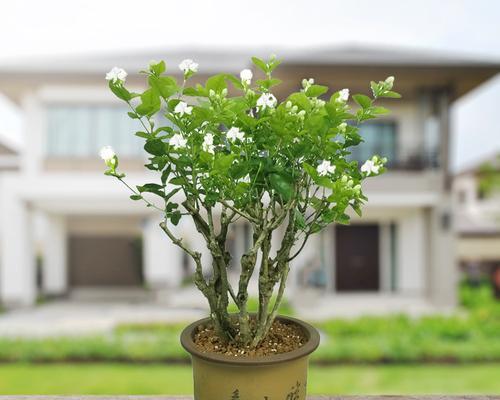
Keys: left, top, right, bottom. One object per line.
{"left": 0, "top": 0, "right": 499, "bottom": 170}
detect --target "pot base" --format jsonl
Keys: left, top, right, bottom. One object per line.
{"left": 193, "top": 355, "right": 307, "bottom": 399}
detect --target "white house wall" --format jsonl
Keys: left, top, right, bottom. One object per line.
{"left": 397, "top": 208, "right": 426, "bottom": 294}
{"left": 41, "top": 213, "right": 68, "bottom": 296}
{"left": 0, "top": 174, "right": 36, "bottom": 306}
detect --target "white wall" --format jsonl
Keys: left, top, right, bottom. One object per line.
{"left": 41, "top": 213, "right": 68, "bottom": 295}
{"left": 143, "top": 216, "right": 184, "bottom": 288}
{"left": 397, "top": 208, "right": 426, "bottom": 294}
{"left": 0, "top": 175, "right": 36, "bottom": 306}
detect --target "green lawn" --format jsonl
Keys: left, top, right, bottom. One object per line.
{"left": 0, "top": 363, "right": 499, "bottom": 395}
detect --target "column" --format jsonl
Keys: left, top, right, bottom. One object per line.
{"left": 143, "top": 216, "right": 184, "bottom": 288}
{"left": 0, "top": 177, "right": 37, "bottom": 307}
{"left": 397, "top": 209, "right": 426, "bottom": 295}
{"left": 428, "top": 196, "right": 457, "bottom": 307}
{"left": 41, "top": 214, "right": 68, "bottom": 296}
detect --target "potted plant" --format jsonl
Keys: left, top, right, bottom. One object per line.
{"left": 102, "top": 56, "right": 399, "bottom": 399}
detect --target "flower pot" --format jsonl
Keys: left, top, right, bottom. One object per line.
{"left": 181, "top": 315, "right": 320, "bottom": 400}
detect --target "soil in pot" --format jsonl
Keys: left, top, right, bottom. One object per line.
{"left": 193, "top": 319, "right": 307, "bottom": 357}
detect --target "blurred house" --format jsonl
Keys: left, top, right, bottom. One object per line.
{"left": 0, "top": 130, "right": 20, "bottom": 172}
{"left": 454, "top": 154, "right": 500, "bottom": 279}
{"left": 0, "top": 46, "right": 499, "bottom": 310}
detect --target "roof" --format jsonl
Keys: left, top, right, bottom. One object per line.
{"left": 0, "top": 44, "right": 499, "bottom": 102}
{"left": 286, "top": 45, "right": 500, "bottom": 68}
{"left": 1, "top": 44, "right": 499, "bottom": 74}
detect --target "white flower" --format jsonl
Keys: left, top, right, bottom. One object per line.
{"left": 226, "top": 127, "right": 246, "bottom": 142}
{"left": 174, "top": 101, "right": 193, "bottom": 117}
{"left": 99, "top": 146, "right": 116, "bottom": 162}
{"left": 202, "top": 133, "right": 215, "bottom": 154}
{"left": 361, "top": 159, "right": 380, "bottom": 176}
{"left": 338, "top": 122, "right": 347, "bottom": 133}
{"left": 302, "top": 78, "right": 314, "bottom": 90}
{"left": 337, "top": 88, "right": 349, "bottom": 103}
{"left": 179, "top": 59, "right": 198, "bottom": 74}
{"left": 240, "top": 69, "right": 253, "bottom": 84}
{"left": 256, "top": 93, "right": 277, "bottom": 109}
{"left": 169, "top": 134, "right": 187, "bottom": 150}
{"left": 385, "top": 76, "right": 394, "bottom": 88}
{"left": 239, "top": 174, "right": 251, "bottom": 184}
{"left": 105, "top": 67, "right": 127, "bottom": 83}
{"left": 317, "top": 160, "right": 336, "bottom": 176}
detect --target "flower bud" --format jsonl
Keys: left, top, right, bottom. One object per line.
{"left": 286, "top": 101, "right": 292, "bottom": 109}
{"left": 385, "top": 76, "right": 394, "bottom": 89}
{"left": 221, "top": 88, "right": 228, "bottom": 97}
{"left": 209, "top": 89, "right": 215, "bottom": 98}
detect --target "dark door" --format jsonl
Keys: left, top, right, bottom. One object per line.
{"left": 69, "top": 235, "right": 143, "bottom": 287}
{"left": 335, "top": 224, "right": 380, "bottom": 291}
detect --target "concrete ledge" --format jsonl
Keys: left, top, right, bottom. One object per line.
{"left": 0, "top": 397, "right": 499, "bottom": 399}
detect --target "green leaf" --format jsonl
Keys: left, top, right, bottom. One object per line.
{"left": 381, "top": 90, "right": 401, "bottom": 98}
{"left": 149, "top": 60, "right": 166, "bottom": 76}
{"left": 161, "top": 166, "right": 171, "bottom": 185}
{"left": 214, "top": 154, "right": 235, "bottom": 174}
{"left": 251, "top": 57, "right": 268, "bottom": 74}
{"left": 144, "top": 139, "right": 166, "bottom": 156}
{"left": 170, "top": 210, "right": 181, "bottom": 225}
{"left": 269, "top": 172, "right": 293, "bottom": 201}
{"left": 294, "top": 209, "right": 306, "bottom": 230}
{"left": 108, "top": 81, "right": 132, "bottom": 101}
{"left": 148, "top": 75, "right": 178, "bottom": 99}
{"left": 130, "top": 194, "right": 142, "bottom": 201}
{"left": 206, "top": 74, "right": 227, "bottom": 93}
{"left": 166, "top": 202, "right": 178, "bottom": 212}
{"left": 225, "top": 74, "right": 244, "bottom": 90}
{"left": 137, "top": 183, "right": 164, "bottom": 193}
{"left": 135, "top": 131, "right": 151, "bottom": 139}
{"left": 337, "top": 213, "right": 350, "bottom": 225}
{"left": 169, "top": 177, "right": 187, "bottom": 185}
{"left": 372, "top": 106, "right": 390, "bottom": 115}
{"left": 305, "top": 85, "right": 328, "bottom": 98}
{"left": 256, "top": 78, "right": 282, "bottom": 90}
{"left": 353, "top": 94, "right": 372, "bottom": 109}
{"left": 136, "top": 88, "right": 161, "bottom": 116}
{"left": 287, "top": 92, "right": 311, "bottom": 111}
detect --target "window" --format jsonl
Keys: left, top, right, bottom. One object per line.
{"left": 46, "top": 105, "right": 144, "bottom": 158}
{"left": 349, "top": 121, "right": 397, "bottom": 166}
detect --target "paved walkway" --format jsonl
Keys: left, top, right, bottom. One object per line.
{"left": 293, "top": 290, "right": 454, "bottom": 321}
{"left": 0, "top": 300, "right": 205, "bottom": 338}
{"left": 0, "top": 287, "right": 453, "bottom": 338}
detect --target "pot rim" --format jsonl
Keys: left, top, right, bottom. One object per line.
{"left": 180, "top": 314, "right": 320, "bottom": 366}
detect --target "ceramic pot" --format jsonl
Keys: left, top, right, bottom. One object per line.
{"left": 181, "top": 315, "right": 320, "bottom": 400}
